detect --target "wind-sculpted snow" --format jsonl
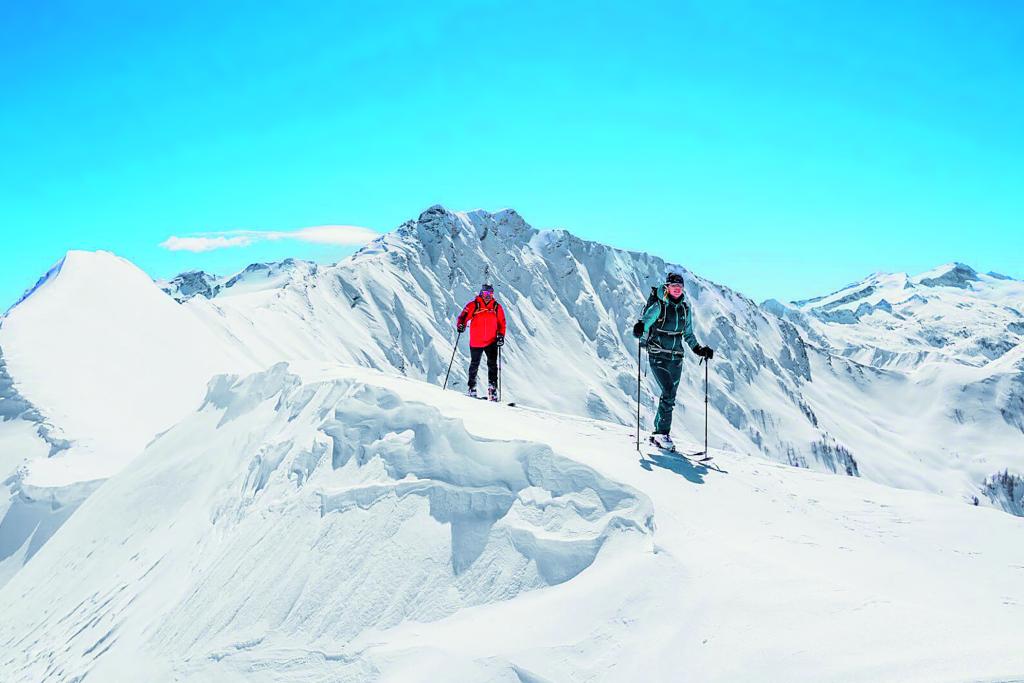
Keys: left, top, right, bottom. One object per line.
{"left": 0, "top": 364, "right": 651, "bottom": 682}
{"left": 0, "top": 345, "right": 68, "bottom": 457}
{"left": 0, "top": 344, "right": 86, "bottom": 586}
{"left": 3, "top": 363, "right": 1024, "bottom": 682}
{"left": 2, "top": 207, "right": 1023, "bottom": 604}
{"left": 161, "top": 206, "right": 859, "bottom": 497}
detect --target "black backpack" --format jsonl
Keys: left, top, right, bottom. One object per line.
{"left": 646, "top": 286, "right": 688, "bottom": 332}
{"left": 471, "top": 298, "right": 499, "bottom": 316}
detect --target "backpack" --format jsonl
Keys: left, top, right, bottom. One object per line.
{"left": 469, "top": 297, "right": 499, "bottom": 318}
{"left": 646, "top": 286, "right": 688, "bottom": 333}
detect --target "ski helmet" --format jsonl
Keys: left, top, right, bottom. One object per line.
{"left": 665, "top": 272, "right": 684, "bottom": 285}
{"left": 480, "top": 283, "right": 494, "bottom": 294}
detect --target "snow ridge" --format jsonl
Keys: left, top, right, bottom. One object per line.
{"left": 0, "top": 364, "right": 653, "bottom": 681}
{"left": 2, "top": 363, "right": 1023, "bottom": 682}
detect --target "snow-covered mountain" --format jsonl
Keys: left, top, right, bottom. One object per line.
{"left": 767, "top": 263, "right": 1024, "bottom": 513}
{"left": 1, "top": 206, "right": 1023, "bottom": 680}
{"left": 1, "top": 207, "right": 1022, "bottom": 590}
{"left": 157, "top": 206, "right": 1021, "bottom": 514}
{"left": 772, "top": 262, "right": 1024, "bottom": 369}
{"left": 2, "top": 363, "right": 1022, "bottom": 682}
{"left": 0, "top": 251, "right": 255, "bottom": 585}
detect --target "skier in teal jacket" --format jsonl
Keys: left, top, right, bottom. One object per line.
{"left": 632, "top": 272, "right": 714, "bottom": 451}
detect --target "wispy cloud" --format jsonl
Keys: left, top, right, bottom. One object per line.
{"left": 160, "top": 235, "right": 254, "bottom": 252}
{"left": 159, "top": 225, "right": 380, "bottom": 253}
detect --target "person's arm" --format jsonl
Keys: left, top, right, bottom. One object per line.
{"left": 682, "top": 305, "right": 699, "bottom": 351}
{"left": 496, "top": 304, "right": 507, "bottom": 336}
{"left": 685, "top": 306, "right": 715, "bottom": 358}
{"left": 456, "top": 302, "right": 472, "bottom": 330}
{"left": 640, "top": 300, "right": 661, "bottom": 336}
{"left": 632, "top": 298, "right": 660, "bottom": 339}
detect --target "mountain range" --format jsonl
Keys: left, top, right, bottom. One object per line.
{"left": 0, "top": 206, "right": 1022, "bottom": 680}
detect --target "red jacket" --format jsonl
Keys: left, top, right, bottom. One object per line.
{"left": 457, "top": 296, "right": 506, "bottom": 348}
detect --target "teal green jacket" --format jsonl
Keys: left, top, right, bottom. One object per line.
{"left": 640, "top": 285, "right": 701, "bottom": 353}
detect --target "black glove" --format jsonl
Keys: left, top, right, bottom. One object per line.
{"left": 457, "top": 323, "right": 466, "bottom": 333}
{"left": 495, "top": 334, "right": 505, "bottom": 347}
{"left": 632, "top": 321, "right": 645, "bottom": 339}
{"left": 695, "top": 345, "right": 714, "bottom": 360}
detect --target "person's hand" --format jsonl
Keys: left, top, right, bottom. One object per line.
{"left": 495, "top": 334, "right": 505, "bottom": 347}
{"left": 695, "top": 345, "right": 715, "bottom": 360}
{"left": 457, "top": 323, "right": 466, "bottom": 333}
{"left": 632, "top": 321, "right": 645, "bottom": 339}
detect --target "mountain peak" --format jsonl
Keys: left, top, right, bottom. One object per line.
{"left": 7, "top": 250, "right": 143, "bottom": 315}
{"left": 913, "top": 262, "right": 979, "bottom": 289}
{"left": 407, "top": 205, "right": 535, "bottom": 245}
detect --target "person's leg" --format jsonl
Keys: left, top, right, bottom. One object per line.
{"left": 468, "top": 346, "right": 484, "bottom": 390}
{"left": 484, "top": 343, "right": 499, "bottom": 388}
{"left": 649, "top": 354, "right": 684, "bottom": 434}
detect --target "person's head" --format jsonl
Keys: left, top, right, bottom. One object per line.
{"left": 480, "top": 284, "right": 494, "bottom": 300}
{"left": 665, "top": 272, "right": 684, "bottom": 298}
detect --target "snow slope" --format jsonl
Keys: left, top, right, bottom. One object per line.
{"left": 160, "top": 206, "right": 1021, "bottom": 516}
{"left": 0, "top": 251, "right": 254, "bottom": 585}
{"left": 1, "top": 363, "right": 1022, "bottom": 682}
{"left": 771, "top": 263, "right": 1024, "bottom": 512}
{"left": 780, "top": 262, "right": 1024, "bottom": 370}
{"left": 1, "top": 206, "right": 1021, "bottom": 597}
{"left": 165, "top": 206, "right": 866, "bottom": 481}
{"left": 0, "top": 250, "right": 253, "bottom": 481}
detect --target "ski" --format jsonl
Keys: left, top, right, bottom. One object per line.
{"left": 649, "top": 446, "right": 713, "bottom": 465}
{"left": 636, "top": 435, "right": 712, "bottom": 461}
{"left": 638, "top": 436, "right": 724, "bottom": 471}
{"left": 644, "top": 447, "right": 726, "bottom": 472}
{"left": 472, "top": 396, "right": 517, "bottom": 407}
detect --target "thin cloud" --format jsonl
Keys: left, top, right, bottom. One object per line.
{"left": 160, "top": 225, "right": 380, "bottom": 253}
{"left": 160, "top": 235, "right": 253, "bottom": 252}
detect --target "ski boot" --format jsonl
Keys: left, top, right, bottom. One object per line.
{"left": 650, "top": 433, "right": 675, "bottom": 451}
{"left": 466, "top": 386, "right": 477, "bottom": 398}
{"left": 487, "top": 384, "right": 498, "bottom": 402}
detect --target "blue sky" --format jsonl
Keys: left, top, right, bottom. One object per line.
{"left": 2, "top": 0, "right": 1022, "bottom": 309}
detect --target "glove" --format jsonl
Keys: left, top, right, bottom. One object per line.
{"left": 632, "top": 321, "right": 645, "bottom": 339}
{"left": 457, "top": 323, "right": 466, "bottom": 333}
{"left": 495, "top": 334, "right": 505, "bottom": 347}
{"left": 695, "top": 345, "right": 714, "bottom": 360}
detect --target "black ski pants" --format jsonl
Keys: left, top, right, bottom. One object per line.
{"left": 649, "top": 350, "right": 684, "bottom": 435}
{"left": 468, "top": 342, "right": 498, "bottom": 390}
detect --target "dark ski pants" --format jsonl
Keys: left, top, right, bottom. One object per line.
{"left": 649, "top": 351, "right": 684, "bottom": 434}
{"left": 468, "top": 342, "right": 498, "bottom": 390}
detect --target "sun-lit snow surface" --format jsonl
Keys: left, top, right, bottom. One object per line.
{"left": 160, "top": 207, "right": 1022, "bottom": 516}
{"left": 777, "top": 262, "right": 1024, "bottom": 369}
{"left": 768, "top": 263, "right": 1024, "bottom": 513}
{"left": 1, "top": 206, "right": 1022, "bottom": 593}
{"left": 165, "top": 205, "right": 866, "bottom": 483}
{"left": 0, "top": 251, "right": 256, "bottom": 585}
{"left": 1, "top": 251, "right": 254, "bottom": 482}
{"left": 1, "top": 363, "right": 1022, "bottom": 683}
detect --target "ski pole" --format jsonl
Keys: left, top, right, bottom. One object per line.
{"left": 636, "top": 337, "right": 642, "bottom": 451}
{"left": 442, "top": 330, "right": 462, "bottom": 390}
{"left": 497, "top": 344, "right": 502, "bottom": 402}
{"left": 701, "top": 357, "right": 710, "bottom": 456}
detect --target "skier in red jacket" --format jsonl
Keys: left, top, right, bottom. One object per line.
{"left": 456, "top": 284, "right": 507, "bottom": 400}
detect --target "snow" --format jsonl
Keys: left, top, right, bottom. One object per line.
{"left": 0, "top": 250, "right": 254, "bottom": 486}
{"left": 0, "top": 206, "right": 1022, "bottom": 679}
{"left": 2, "top": 208, "right": 1021, "bottom": 597}
{"left": 1, "top": 362, "right": 1021, "bottom": 682}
